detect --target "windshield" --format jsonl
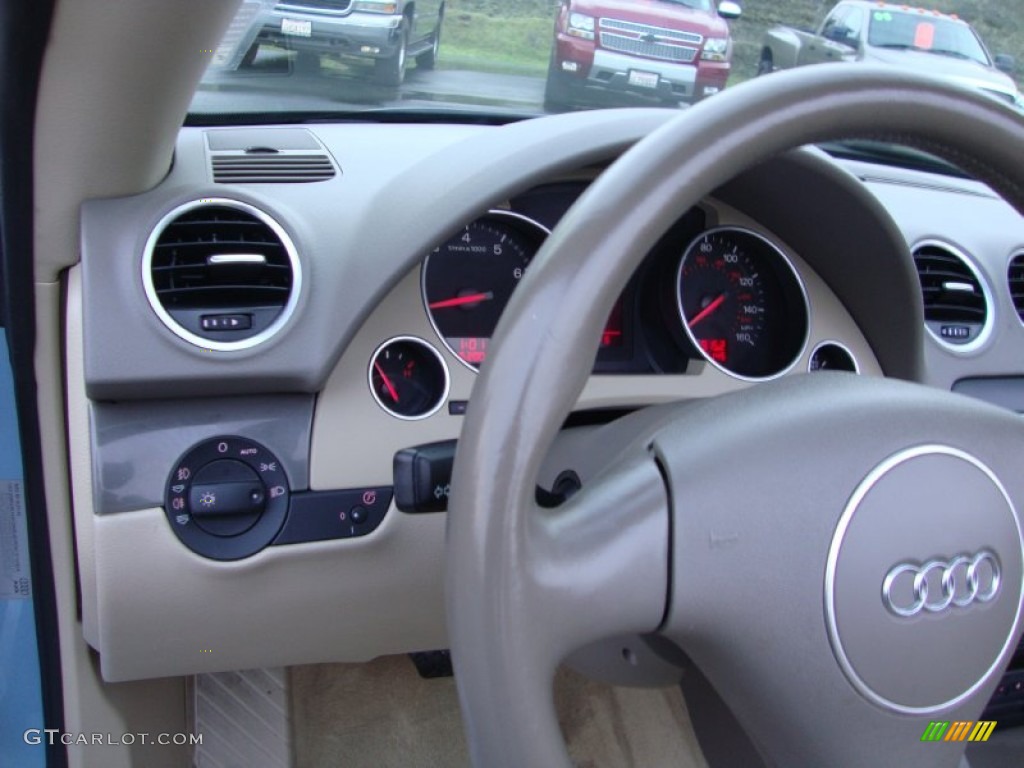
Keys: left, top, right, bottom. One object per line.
{"left": 867, "top": 10, "right": 990, "bottom": 65}
{"left": 189, "top": 0, "right": 1021, "bottom": 121}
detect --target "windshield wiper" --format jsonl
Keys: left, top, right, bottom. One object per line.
{"left": 873, "top": 42, "right": 979, "bottom": 63}
{"left": 927, "top": 48, "right": 975, "bottom": 62}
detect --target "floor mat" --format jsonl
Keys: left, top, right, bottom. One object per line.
{"left": 290, "top": 656, "right": 708, "bottom": 767}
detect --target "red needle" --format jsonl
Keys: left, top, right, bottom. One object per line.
{"left": 688, "top": 293, "right": 727, "bottom": 329}
{"left": 374, "top": 361, "right": 399, "bottom": 403}
{"left": 429, "top": 292, "right": 494, "bottom": 310}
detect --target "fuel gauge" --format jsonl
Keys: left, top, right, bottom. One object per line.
{"left": 369, "top": 337, "right": 450, "bottom": 420}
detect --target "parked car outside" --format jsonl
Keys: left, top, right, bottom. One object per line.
{"left": 215, "top": 0, "right": 445, "bottom": 85}
{"left": 545, "top": 0, "right": 743, "bottom": 108}
{"left": 759, "top": 0, "right": 1020, "bottom": 106}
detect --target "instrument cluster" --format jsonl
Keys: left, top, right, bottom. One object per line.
{"left": 415, "top": 181, "right": 813, "bottom": 381}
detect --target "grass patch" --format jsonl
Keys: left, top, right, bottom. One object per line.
{"left": 440, "top": 9, "right": 553, "bottom": 76}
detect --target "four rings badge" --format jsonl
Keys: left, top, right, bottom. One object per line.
{"left": 882, "top": 551, "right": 1001, "bottom": 618}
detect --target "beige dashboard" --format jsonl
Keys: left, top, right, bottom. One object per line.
{"left": 67, "top": 114, "right": 949, "bottom": 682}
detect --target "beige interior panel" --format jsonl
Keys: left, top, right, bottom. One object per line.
{"left": 42, "top": 277, "right": 187, "bottom": 768}
{"left": 33, "top": 0, "right": 241, "bottom": 282}
{"left": 65, "top": 267, "right": 99, "bottom": 648}
{"left": 67, "top": 270, "right": 449, "bottom": 682}
{"left": 90, "top": 507, "right": 448, "bottom": 682}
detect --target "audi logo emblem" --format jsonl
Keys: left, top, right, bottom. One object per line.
{"left": 882, "top": 551, "right": 1001, "bottom": 618}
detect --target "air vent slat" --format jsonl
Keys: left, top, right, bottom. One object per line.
{"left": 215, "top": 172, "right": 336, "bottom": 179}
{"left": 145, "top": 201, "right": 299, "bottom": 348}
{"left": 913, "top": 242, "right": 989, "bottom": 348}
{"left": 214, "top": 166, "right": 334, "bottom": 173}
{"left": 152, "top": 264, "right": 291, "bottom": 274}
{"left": 211, "top": 152, "right": 336, "bottom": 184}
{"left": 214, "top": 175, "right": 335, "bottom": 181}
{"left": 924, "top": 305, "right": 987, "bottom": 319}
{"left": 154, "top": 240, "right": 287, "bottom": 251}
{"left": 1008, "top": 254, "right": 1024, "bottom": 323}
{"left": 215, "top": 175, "right": 336, "bottom": 184}
{"left": 164, "top": 218, "right": 270, "bottom": 227}
{"left": 916, "top": 269, "right": 980, "bottom": 283}
{"left": 156, "top": 287, "right": 290, "bottom": 302}
{"left": 213, "top": 159, "right": 332, "bottom": 167}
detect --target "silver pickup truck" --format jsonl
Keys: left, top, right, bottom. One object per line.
{"left": 215, "top": 0, "right": 444, "bottom": 86}
{"left": 759, "top": 1, "right": 1020, "bottom": 107}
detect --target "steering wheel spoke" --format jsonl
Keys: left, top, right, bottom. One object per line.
{"left": 527, "top": 452, "right": 670, "bottom": 657}
{"left": 448, "top": 441, "right": 670, "bottom": 767}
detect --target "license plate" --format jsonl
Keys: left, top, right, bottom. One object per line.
{"left": 628, "top": 70, "right": 660, "bottom": 89}
{"left": 281, "top": 18, "right": 312, "bottom": 37}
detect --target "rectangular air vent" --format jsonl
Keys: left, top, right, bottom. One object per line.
{"left": 212, "top": 153, "right": 336, "bottom": 184}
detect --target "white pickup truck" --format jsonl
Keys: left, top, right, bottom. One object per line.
{"left": 759, "top": 1, "right": 1020, "bottom": 107}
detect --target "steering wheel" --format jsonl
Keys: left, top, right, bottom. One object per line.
{"left": 445, "top": 65, "right": 1024, "bottom": 768}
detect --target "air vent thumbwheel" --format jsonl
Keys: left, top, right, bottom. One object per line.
{"left": 143, "top": 199, "right": 302, "bottom": 351}
{"left": 912, "top": 241, "right": 991, "bottom": 352}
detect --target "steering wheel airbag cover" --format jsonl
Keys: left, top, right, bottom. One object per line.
{"left": 827, "top": 446, "right": 1024, "bottom": 713}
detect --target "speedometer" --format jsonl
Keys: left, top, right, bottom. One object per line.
{"left": 423, "top": 211, "right": 549, "bottom": 370}
{"left": 677, "top": 227, "right": 809, "bottom": 380}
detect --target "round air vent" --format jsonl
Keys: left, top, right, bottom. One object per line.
{"left": 912, "top": 240, "right": 991, "bottom": 352}
{"left": 143, "top": 199, "right": 301, "bottom": 351}
{"left": 1007, "top": 251, "right": 1024, "bottom": 324}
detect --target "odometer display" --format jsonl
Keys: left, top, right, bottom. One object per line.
{"left": 677, "top": 228, "right": 809, "bottom": 380}
{"left": 423, "top": 211, "right": 548, "bottom": 370}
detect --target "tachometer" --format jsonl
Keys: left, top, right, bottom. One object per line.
{"left": 677, "top": 227, "right": 809, "bottom": 380}
{"left": 423, "top": 211, "right": 549, "bottom": 370}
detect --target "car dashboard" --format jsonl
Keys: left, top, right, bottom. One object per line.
{"left": 67, "top": 107, "right": 1024, "bottom": 709}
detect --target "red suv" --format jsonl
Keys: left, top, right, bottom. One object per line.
{"left": 545, "top": 0, "right": 742, "bottom": 108}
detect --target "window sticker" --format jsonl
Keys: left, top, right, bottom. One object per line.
{"left": 914, "top": 22, "right": 935, "bottom": 49}
{"left": 0, "top": 479, "right": 30, "bottom": 600}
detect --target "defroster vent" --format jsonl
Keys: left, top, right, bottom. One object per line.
{"left": 212, "top": 153, "right": 336, "bottom": 184}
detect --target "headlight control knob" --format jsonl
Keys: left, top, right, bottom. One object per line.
{"left": 164, "top": 436, "right": 289, "bottom": 560}
{"left": 189, "top": 460, "right": 266, "bottom": 537}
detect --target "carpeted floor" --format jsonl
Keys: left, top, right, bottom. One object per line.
{"left": 290, "top": 656, "right": 708, "bottom": 768}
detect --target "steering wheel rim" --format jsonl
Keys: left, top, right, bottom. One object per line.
{"left": 446, "top": 66, "right": 1024, "bottom": 768}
